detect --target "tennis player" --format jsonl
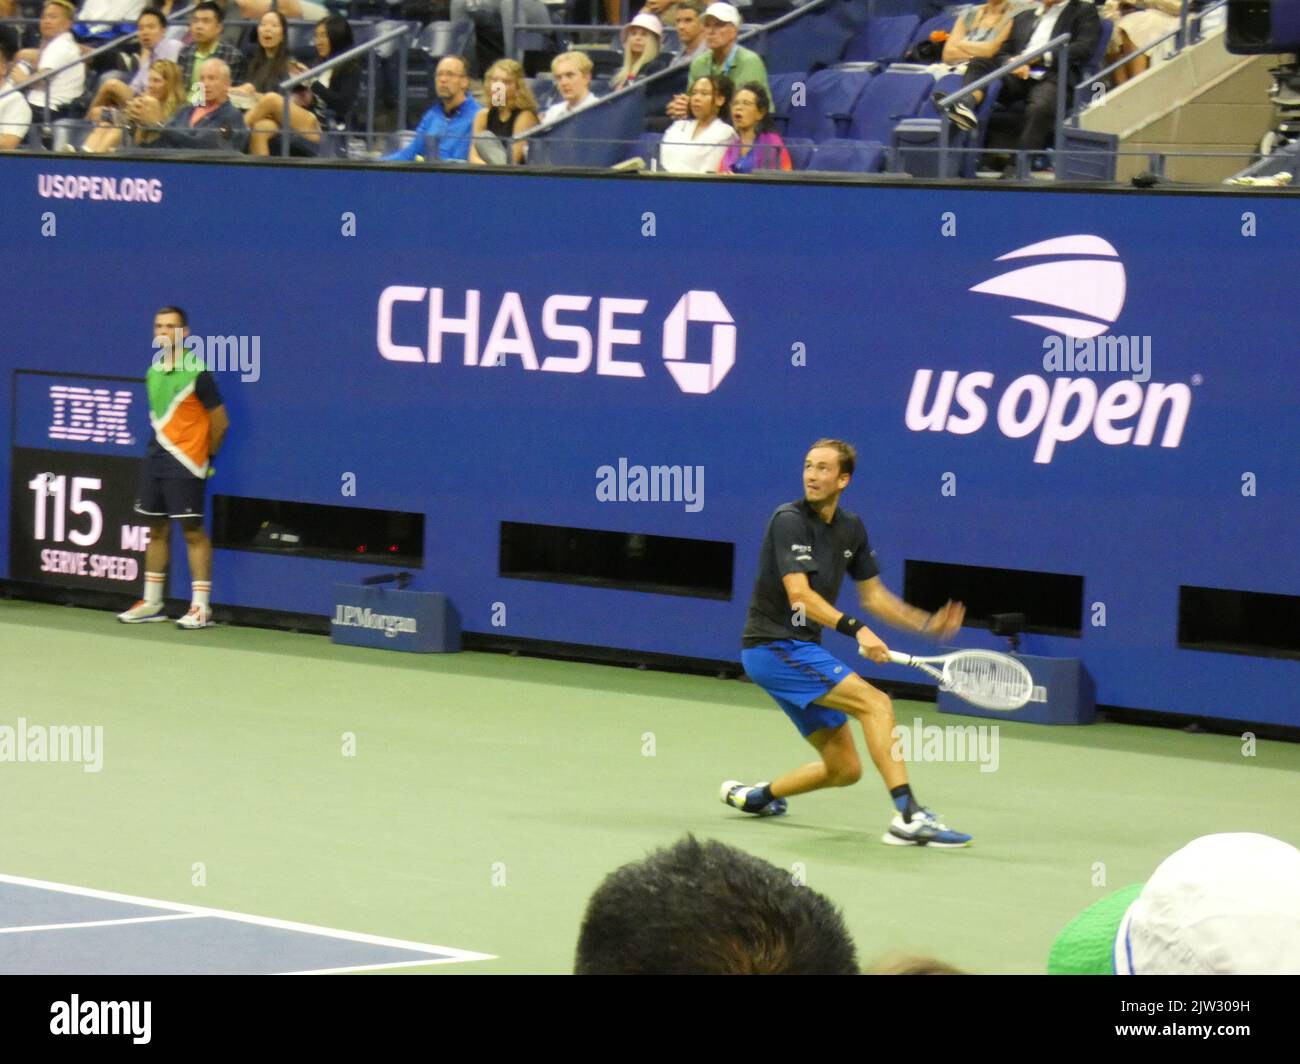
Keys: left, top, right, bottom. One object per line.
{"left": 117, "top": 306, "right": 227, "bottom": 629}
{"left": 723, "top": 438, "right": 972, "bottom": 847}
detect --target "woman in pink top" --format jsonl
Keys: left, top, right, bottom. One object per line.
{"left": 719, "top": 82, "right": 791, "bottom": 174}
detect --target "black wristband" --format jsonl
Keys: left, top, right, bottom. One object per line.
{"left": 836, "top": 615, "right": 862, "bottom": 637}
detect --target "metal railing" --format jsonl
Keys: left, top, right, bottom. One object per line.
{"left": 935, "top": 32, "right": 1071, "bottom": 177}
{"left": 275, "top": 20, "right": 413, "bottom": 156}
{"left": 1071, "top": 0, "right": 1229, "bottom": 123}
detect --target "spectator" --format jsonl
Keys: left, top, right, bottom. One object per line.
{"left": 934, "top": 0, "right": 1100, "bottom": 171}
{"left": 177, "top": 1, "right": 245, "bottom": 104}
{"left": 83, "top": 8, "right": 181, "bottom": 125}
{"left": 1048, "top": 833, "right": 1300, "bottom": 975}
{"left": 235, "top": 9, "right": 291, "bottom": 96}
{"left": 300, "top": 15, "right": 360, "bottom": 131}
{"left": 538, "top": 50, "right": 601, "bottom": 126}
{"left": 660, "top": 73, "right": 735, "bottom": 173}
{"left": 82, "top": 56, "right": 182, "bottom": 151}
{"left": 940, "top": 0, "right": 1014, "bottom": 67}
{"left": 611, "top": 13, "right": 669, "bottom": 91}
{"left": 640, "top": 0, "right": 676, "bottom": 17}
{"left": 9, "top": 1, "right": 86, "bottom": 119}
{"left": 383, "top": 54, "right": 481, "bottom": 162}
{"left": 0, "top": 31, "right": 33, "bottom": 149}
{"left": 665, "top": 2, "right": 766, "bottom": 120}
{"left": 1103, "top": 0, "right": 1181, "bottom": 84}
{"left": 469, "top": 58, "right": 538, "bottom": 165}
{"left": 574, "top": 836, "right": 860, "bottom": 975}
{"left": 720, "top": 81, "right": 790, "bottom": 173}
{"left": 138, "top": 56, "right": 248, "bottom": 150}
{"left": 671, "top": 0, "right": 710, "bottom": 67}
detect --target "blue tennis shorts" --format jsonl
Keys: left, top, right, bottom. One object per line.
{"left": 741, "top": 639, "right": 852, "bottom": 738}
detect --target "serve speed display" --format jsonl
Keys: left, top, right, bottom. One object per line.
{"left": 8, "top": 371, "right": 151, "bottom": 590}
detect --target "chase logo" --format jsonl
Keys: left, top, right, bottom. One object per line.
{"left": 49, "top": 386, "right": 133, "bottom": 446}
{"left": 377, "top": 287, "right": 736, "bottom": 396}
{"left": 969, "top": 235, "right": 1126, "bottom": 339}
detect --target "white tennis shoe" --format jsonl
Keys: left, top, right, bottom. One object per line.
{"left": 176, "top": 605, "right": 212, "bottom": 630}
{"left": 883, "top": 808, "right": 972, "bottom": 848}
{"left": 117, "top": 600, "right": 166, "bottom": 624}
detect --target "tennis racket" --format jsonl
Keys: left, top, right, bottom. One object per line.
{"left": 861, "top": 647, "right": 1034, "bottom": 711}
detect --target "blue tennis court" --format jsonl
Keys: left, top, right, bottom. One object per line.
{"left": 0, "top": 875, "right": 494, "bottom": 975}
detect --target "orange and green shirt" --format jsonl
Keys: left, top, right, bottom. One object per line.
{"left": 145, "top": 363, "right": 222, "bottom": 479}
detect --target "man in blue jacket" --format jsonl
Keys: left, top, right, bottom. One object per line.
{"left": 384, "top": 55, "right": 481, "bottom": 162}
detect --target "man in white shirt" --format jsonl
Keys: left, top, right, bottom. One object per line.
{"left": 540, "top": 51, "right": 602, "bottom": 126}
{"left": 0, "top": 33, "right": 33, "bottom": 148}
{"left": 10, "top": 0, "right": 86, "bottom": 116}
{"left": 934, "top": 0, "right": 1100, "bottom": 166}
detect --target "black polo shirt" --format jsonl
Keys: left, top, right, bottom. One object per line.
{"left": 742, "top": 498, "right": 879, "bottom": 647}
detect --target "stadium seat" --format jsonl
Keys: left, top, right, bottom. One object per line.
{"left": 790, "top": 67, "right": 873, "bottom": 142}
{"left": 807, "top": 136, "right": 884, "bottom": 172}
{"left": 416, "top": 20, "right": 474, "bottom": 63}
{"left": 845, "top": 68, "right": 933, "bottom": 144}
{"left": 759, "top": 13, "right": 852, "bottom": 75}
{"left": 842, "top": 14, "right": 920, "bottom": 65}
{"left": 784, "top": 135, "right": 815, "bottom": 170}
{"left": 767, "top": 70, "right": 805, "bottom": 136}
{"left": 634, "top": 130, "right": 662, "bottom": 166}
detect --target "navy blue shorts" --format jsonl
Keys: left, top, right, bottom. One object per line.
{"left": 134, "top": 472, "right": 205, "bottom": 521}
{"left": 741, "top": 639, "right": 852, "bottom": 738}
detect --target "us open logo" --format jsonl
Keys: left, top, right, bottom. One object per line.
{"left": 904, "top": 235, "right": 1192, "bottom": 464}
{"left": 376, "top": 287, "right": 736, "bottom": 396}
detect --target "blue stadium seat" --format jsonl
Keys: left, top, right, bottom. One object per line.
{"left": 807, "top": 137, "right": 884, "bottom": 172}
{"left": 791, "top": 67, "right": 873, "bottom": 142}
{"left": 919, "top": 71, "right": 965, "bottom": 120}
{"left": 759, "top": 14, "right": 853, "bottom": 75}
{"left": 846, "top": 69, "right": 933, "bottom": 143}
{"left": 824, "top": 0, "right": 872, "bottom": 32}
{"left": 783, "top": 136, "right": 816, "bottom": 170}
{"left": 635, "top": 131, "right": 663, "bottom": 166}
{"left": 842, "top": 14, "right": 920, "bottom": 64}
{"left": 766, "top": 71, "right": 805, "bottom": 136}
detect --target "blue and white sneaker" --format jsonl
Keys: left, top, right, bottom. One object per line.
{"left": 882, "top": 807, "right": 971, "bottom": 848}
{"left": 720, "top": 780, "right": 788, "bottom": 817}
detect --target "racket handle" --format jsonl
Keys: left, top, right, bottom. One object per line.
{"left": 857, "top": 647, "right": 915, "bottom": 666}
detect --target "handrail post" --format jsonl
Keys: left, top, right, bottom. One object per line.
{"left": 397, "top": 30, "right": 408, "bottom": 131}
{"left": 1054, "top": 38, "right": 1067, "bottom": 162}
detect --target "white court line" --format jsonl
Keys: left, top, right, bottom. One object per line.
{"left": 284, "top": 957, "right": 489, "bottom": 976}
{"left": 0, "top": 873, "right": 496, "bottom": 967}
{"left": 0, "top": 913, "right": 206, "bottom": 935}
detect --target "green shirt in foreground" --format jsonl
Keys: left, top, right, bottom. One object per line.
{"left": 688, "top": 44, "right": 769, "bottom": 96}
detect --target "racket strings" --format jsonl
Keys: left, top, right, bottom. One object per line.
{"left": 948, "top": 654, "right": 1031, "bottom": 707}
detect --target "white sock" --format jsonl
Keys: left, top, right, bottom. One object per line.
{"left": 192, "top": 581, "right": 211, "bottom": 610}
{"left": 144, "top": 571, "right": 165, "bottom": 607}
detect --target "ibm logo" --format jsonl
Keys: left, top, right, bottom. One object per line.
{"left": 49, "top": 386, "right": 133, "bottom": 446}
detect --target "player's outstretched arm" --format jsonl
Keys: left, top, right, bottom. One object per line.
{"left": 857, "top": 576, "right": 965, "bottom": 641}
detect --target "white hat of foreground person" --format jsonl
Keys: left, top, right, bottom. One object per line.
{"left": 1114, "top": 832, "right": 1300, "bottom": 974}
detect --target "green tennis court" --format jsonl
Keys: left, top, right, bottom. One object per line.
{"left": 3, "top": 599, "right": 1296, "bottom": 975}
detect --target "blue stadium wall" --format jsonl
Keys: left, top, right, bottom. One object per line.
{"left": 1, "top": 156, "right": 1296, "bottom": 725}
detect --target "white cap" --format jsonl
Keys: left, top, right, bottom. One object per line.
{"left": 621, "top": 12, "right": 663, "bottom": 43}
{"left": 702, "top": 2, "right": 742, "bottom": 27}
{"left": 1114, "top": 833, "right": 1300, "bottom": 974}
